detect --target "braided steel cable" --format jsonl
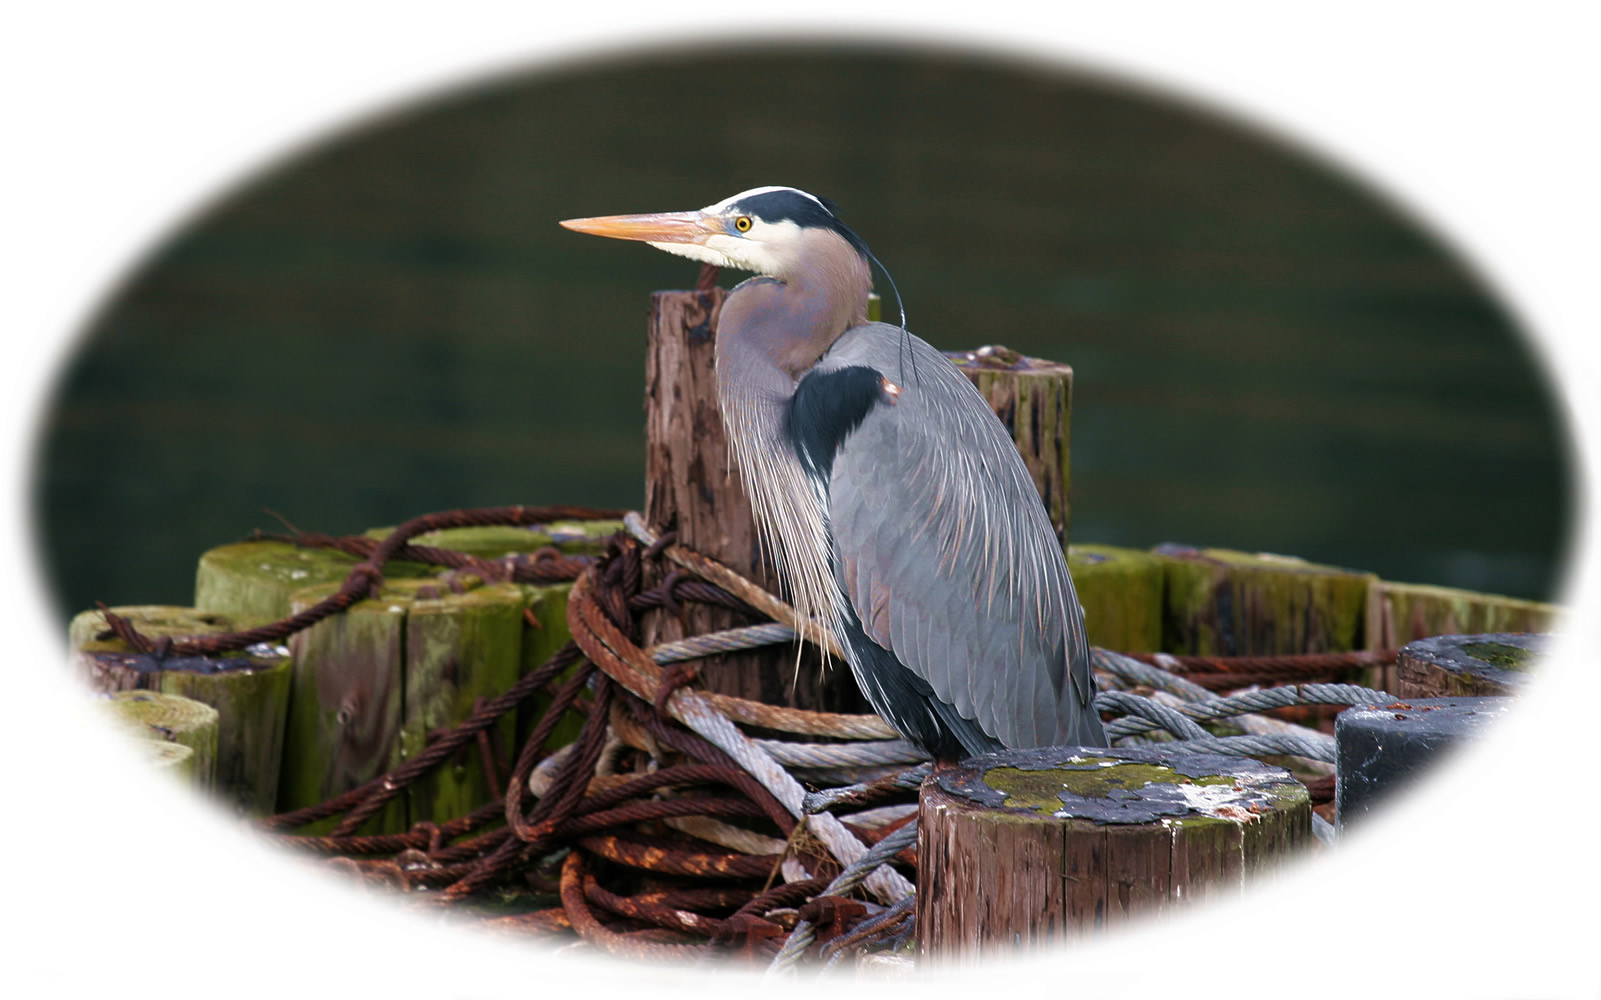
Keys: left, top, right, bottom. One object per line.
{"left": 569, "top": 570, "right": 913, "bottom": 904}
{"left": 766, "top": 821, "right": 920, "bottom": 975}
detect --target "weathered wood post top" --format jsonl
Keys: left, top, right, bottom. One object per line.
{"left": 918, "top": 744, "right": 1311, "bottom": 961}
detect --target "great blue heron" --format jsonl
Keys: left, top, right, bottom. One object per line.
{"left": 562, "top": 186, "right": 1105, "bottom": 761}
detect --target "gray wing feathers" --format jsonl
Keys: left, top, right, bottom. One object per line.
{"left": 821, "top": 324, "right": 1097, "bottom": 749}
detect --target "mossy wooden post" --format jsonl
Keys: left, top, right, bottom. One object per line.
{"left": 518, "top": 582, "right": 583, "bottom": 752}
{"left": 1395, "top": 633, "right": 1544, "bottom": 699}
{"left": 402, "top": 581, "right": 525, "bottom": 825}
{"left": 196, "top": 540, "right": 427, "bottom": 622}
{"left": 97, "top": 690, "right": 220, "bottom": 790}
{"left": 69, "top": 606, "right": 291, "bottom": 816}
{"left": 125, "top": 739, "right": 197, "bottom": 779}
{"left": 917, "top": 745, "right": 1310, "bottom": 961}
{"left": 360, "top": 520, "right": 623, "bottom": 560}
{"left": 1155, "top": 545, "right": 1375, "bottom": 657}
{"left": 946, "top": 345, "right": 1073, "bottom": 550}
{"left": 1335, "top": 695, "right": 1515, "bottom": 830}
{"left": 281, "top": 577, "right": 524, "bottom": 833}
{"left": 359, "top": 522, "right": 610, "bottom": 753}
{"left": 1366, "top": 581, "right": 1561, "bottom": 650}
{"left": 642, "top": 287, "right": 866, "bottom": 713}
{"left": 1067, "top": 545, "right": 1164, "bottom": 652}
{"left": 280, "top": 582, "right": 408, "bottom": 834}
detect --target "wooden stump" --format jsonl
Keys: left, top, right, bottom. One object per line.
{"left": 280, "top": 577, "right": 524, "bottom": 833}
{"left": 1067, "top": 545, "right": 1164, "bottom": 652}
{"left": 69, "top": 606, "right": 291, "bottom": 816}
{"left": 1155, "top": 545, "right": 1375, "bottom": 657}
{"left": 516, "top": 582, "right": 584, "bottom": 752}
{"left": 917, "top": 745, "right": 1311, "bottom": 961}
{"left": 360, "top": 520, "right": 622, "bottom": 558}
{"left": 125, "top": 739, "right": 197, "bottom": 779}
{"left": 195, "top": 540, "right": 429, "bottom": 622}
{"left": 1335, "top": 696, "right": 1515, "bottom": 830}
{"left": 1367, "top": 582, "right": 1560, "bottom": 650}
{"left": 642, "top": 287, "right": 865, "bottom": 712}
{"left": 1396, "top": 632, "right": 1544, "bottom": 699}
{"left": 945, "top": 345, "right": 1073, "bottom": 550}
{"left": 97, "top": 690, "right": 220, "bottom": 790}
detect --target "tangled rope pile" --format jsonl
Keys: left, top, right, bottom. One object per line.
{"left": 99, "top": 504, "right": 1397, "bottom": 970}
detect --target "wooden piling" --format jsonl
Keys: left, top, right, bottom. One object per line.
{"left": 1366, "top": 580, "right": 1560, "bottom": 650}
{"left": 642, "top": 287, "right": 865, "bottom": 712}
{"left": 359, "top": 520, "right": 622, "bottom": 558}
{"left": 917, "top": 745, "right": 1310, "bottom": 961}
{"left": 945, "top": 345, "right": 1073, "bottom": 550}
{"left": 517, "top": 582, "right": 583, "bottom": 752}
{"left": 97, "top": 690, "right": 220, "bottom": 790}
{"left": 1395, "top": 632, "right": 1544, "bottom": 699}
{"left": 70, "top": 605, "right": 291, "bottom": 816}
{"left": 195, "top": 540, "right": 428, "bottom": 622}
{"left": 279, "top": 576, "right": 524, "bottom": 833}
{"left": 1067, "top": 544, "right": 1164, "bottom": 652}
{"left": 1156, "top": 545, "right": 1374, "bottom": 656}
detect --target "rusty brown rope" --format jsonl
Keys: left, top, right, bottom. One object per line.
{"left": 561, "top": 851, "right": 709, "bottom": 962}
{"left": 1119, "top": 649, "right": 1399, "bottom": 684}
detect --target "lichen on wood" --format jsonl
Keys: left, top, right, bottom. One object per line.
{"left": 1396, "top": 632, "right": 1545, "bottom": 699}
{"left": 917, "top": 745, "right": 1310, "bottom": 961}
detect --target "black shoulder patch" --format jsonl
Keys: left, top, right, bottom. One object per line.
{"left": 786, "top": 365, "right": 886, "bottom": 483}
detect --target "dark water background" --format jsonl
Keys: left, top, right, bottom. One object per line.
{"left": 34, "top": 48, "right": 1572, "bottom": 623}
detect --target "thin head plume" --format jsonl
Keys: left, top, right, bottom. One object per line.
{"left": 862, "top": 245, "right": 917, "bottom": 387}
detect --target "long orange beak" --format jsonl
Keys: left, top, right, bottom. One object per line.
{"left": 559, "top": 210, "right": 722, "bottom": 245}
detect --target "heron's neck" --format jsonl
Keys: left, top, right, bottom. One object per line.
{"left": 717, "top": 236, "right": 871, "bottom": 379}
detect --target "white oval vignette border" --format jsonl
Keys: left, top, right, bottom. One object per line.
{"left": 5, "top": 5, "right": 1596, "bottom": 1000}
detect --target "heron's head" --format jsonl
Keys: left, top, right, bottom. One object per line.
{"left": 561, "top": 185, "right": 869, "bottom": 282}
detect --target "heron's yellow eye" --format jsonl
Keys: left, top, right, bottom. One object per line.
{"left": 734, "top": 215, "right": 752, "bottom": 232}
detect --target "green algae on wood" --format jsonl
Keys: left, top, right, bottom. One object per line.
{"left": 280, "top": 575, "right": 529, "bottom": 834}
{"left": 68, "top": 604, "right": 256, "bottom": 655}
{"left": 360, "top": 520, "right": 622, "bottom": 559}
{"left": 516, "top": 583, "right": 583, "bottom": 752}
{"left": 1155, "top": 544, "right": 1374, "bottom": 656}
{"left": 195, "top": 540, "right": 432, "bottom": 622}
{"left": 401, "top": 581, "right": 525, "bottom": 827}
{"left": 97, "top": 690, "right": 219, "bottom": 791}
{"left": 1365, "top": 579, "right": 1560, "bottom": 651}
{"left": 280, "top": 581, "right": 409, "bottom": 835}
{"left": 917, "top": 745, "right": 1310, "bottom": 961}
{"left": 70, "top": 605, "right": 290, "bottom": 816}
{"left": 1396, "top": 632, "right": 1545, "bottom": 699}
{"left": 1068, "top": 545, "right": 1164, "bottom": 651}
